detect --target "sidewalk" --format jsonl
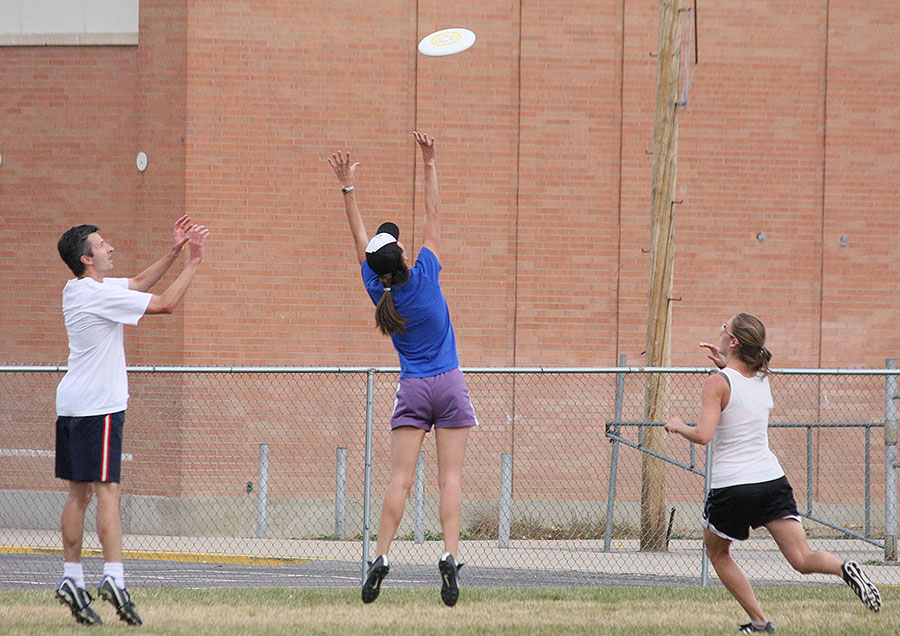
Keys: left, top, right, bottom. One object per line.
{"left": 3, "top": 528, "right": 897, "bottom": 589}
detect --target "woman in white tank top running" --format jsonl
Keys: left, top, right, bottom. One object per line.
{"left": 665, "top": 313, "right": 881, "bottom": 634}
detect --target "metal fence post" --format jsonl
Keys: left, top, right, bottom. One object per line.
{"left": 604, "top": 354, "right": 626, "bottom": 552}
{"left": 362, "top": 369, "right": 376, "bottom": 581}
{"left": 415, "top": 451, "right": 426, "bottom": 543}
{"left": 700, "top": 443, "right": 712, "bottom": 587}
{"left": 806, "top": 424, "right": 813, "bottom": 516}
{"left": 256, "top": 443, "right": 269, "bottom": 539}
{"left": 865, "top": 423, "right": 871, "bottom": 538}
{"left": 885, "top": 359, "right": 898, "bottom": 561}
{"left": 499, "top": 452, "right": 513, "bottom": 548}
{"left": 335, "top": 447, "right": 347, "bottom": 540}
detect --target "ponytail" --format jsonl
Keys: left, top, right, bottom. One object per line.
{"left": 374, "top": 267, "right": 410, "bottom": 336}
{"left": 731, "top": 313, "right": 773, "bottom": 376}
{"left": 738, "top": 341, "right": 772, "bottom": 377}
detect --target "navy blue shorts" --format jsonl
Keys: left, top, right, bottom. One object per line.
{"left": 702, "top": 475, "right": 801, "bottom": 541}
{"left": 55, "top": 412, "right": 125, "bottom": 483}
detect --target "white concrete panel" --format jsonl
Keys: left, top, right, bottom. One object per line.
{"left": 0, "top": 0, "right": 23, "bottom": 34}
{"left": 21, "top": 0, "right": 85, "bottom": 34}
{"left": 86, "top": 0, "right": 138, "bottom": 34}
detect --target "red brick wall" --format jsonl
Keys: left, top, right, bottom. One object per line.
{"left": 0, "top": 46, "right": 140, "bottom": 363}
{"left": 2, "top": 0, "right": 898, "bottom": 370}
{"left": 819, "top": 3, "right": 900, "bottom": 368}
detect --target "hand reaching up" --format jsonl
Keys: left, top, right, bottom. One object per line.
{"left": 172, "top": 215, "right": 195, "bottom": 252}
{"left": 328, "top": 151, "right": 359, "bottom": 188}
{"left": 413, "top": 131, "right": 435, "bottom": 164}
{"left": 186, "top": 225, "right": 210, "bottom": 263}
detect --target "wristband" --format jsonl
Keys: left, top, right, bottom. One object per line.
{"left": 341, "top": 185, "right": 354, "bottom": 195}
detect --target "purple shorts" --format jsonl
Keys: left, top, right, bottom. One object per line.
{"left": 390, "top": 367, "right": 478, "bottom": 431}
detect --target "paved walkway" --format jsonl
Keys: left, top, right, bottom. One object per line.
{"left": 2, "top": 528, "right": 897, "bottom": 590}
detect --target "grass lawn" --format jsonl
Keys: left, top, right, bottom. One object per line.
{"left": 0, "top": 585, "right": 895, "bottom": 635}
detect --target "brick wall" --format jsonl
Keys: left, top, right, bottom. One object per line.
{"left": 2, "top": 0, "right": 898, "bottom": 369}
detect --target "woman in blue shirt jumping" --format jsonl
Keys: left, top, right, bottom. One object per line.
{"left": 329, "top": 132, "right": 477, "bottom": 607}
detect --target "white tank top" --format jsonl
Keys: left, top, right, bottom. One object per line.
{"left": 709, "top": 367, "right": 784, "bottom": 489}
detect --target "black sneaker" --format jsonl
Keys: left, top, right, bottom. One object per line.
{"left": 738, "top": 621, "right": 775, "bottom": 633}
{"left": 438, "top": 552, "right": 463, "bottom": 607}
{"left": 361, "top": 555, "right": 390, "bottom": 604}
{"left": 56, "top": 577, "right": 102, "bottom": 625}
{"left": 98, "top": 575, "right": 143, "bottom": 625}
{"left": 841, "top": 561, "right": 882, "bottom": 612}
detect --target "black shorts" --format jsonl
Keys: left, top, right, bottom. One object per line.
{"left": 55, "top": 412, "right": 125, "bottom": 483}
{"left": 702, "top": 475, "right": 801, "bottom": 541}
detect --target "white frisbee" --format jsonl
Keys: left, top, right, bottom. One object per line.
{"left": 418, "top": 28, "right": 476, "bottom": 57}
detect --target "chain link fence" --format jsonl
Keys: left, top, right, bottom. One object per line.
{"left": 2, "top": 364, "right": 898, "bottom": 588}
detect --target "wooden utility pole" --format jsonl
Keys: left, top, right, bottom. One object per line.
{"left": 640, "top": 0, "right": 682, "bottom": 552}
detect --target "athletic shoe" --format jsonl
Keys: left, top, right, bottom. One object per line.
{"left": 841, "top": 560, "right": 882, "bottom": 612}
{"left": 738, "top": 621, "right": 775, "bottom": 633}
{"left": 98, "top": 575, "right": 143, "bottom": 625}
{"left": 438, "top": 552, "right": 464, "bottom": 607}
{"left": 56, "top": 577, "right": 102, "bottom": 625}
{"left": 361, "top": 555, "right": 390, "bottom": 604}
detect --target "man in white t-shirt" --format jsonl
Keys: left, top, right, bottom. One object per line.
{"left": 53, "top": 216, "right": 209, "bottom": 626}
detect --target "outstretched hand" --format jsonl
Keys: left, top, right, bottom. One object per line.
{"left": 172, "top": 215, "right": 194, "bottom": 251}
{"left": 186, "top": 225, "right": 210, "bottom": 263}
{"left": 699, "top": 342, "right": 726, "bottom": 370}
{"left": 327, "top": 151, "right": 359, "bottom": 187}
{"left": 413, "top": 131, "right": 435, "bottom": 163}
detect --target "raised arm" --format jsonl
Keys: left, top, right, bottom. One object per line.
{"left": 699, "top": 341, "right": 727, "bottom": 370}
{"left": 129, "top": 215, "right": 194, "bottom": 292}
{"left": 145, "top": 225, "right": 209, "bottom": 315}
{"left": 413, "top": 131, "right": 440, "bottom": 259}
{"left": 328, "top": 151, "right": 368, "bottom": 265}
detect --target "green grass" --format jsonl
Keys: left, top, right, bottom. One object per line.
{"left": 0, "top": 585, "right": 896, "bottom": 635}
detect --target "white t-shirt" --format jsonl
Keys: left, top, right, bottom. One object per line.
{"left": 709, "top": 367, "right": 785, "bottom": 489}
{"left": 56, "top": 277, "right": 152, "bottom": 417}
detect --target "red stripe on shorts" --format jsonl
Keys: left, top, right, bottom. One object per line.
{"left": 101, "top": 414, "right": 111, "bottom": 481}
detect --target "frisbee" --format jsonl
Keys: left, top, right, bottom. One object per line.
{"left": 418, "top": 28, "right": 476, "bottom": 57}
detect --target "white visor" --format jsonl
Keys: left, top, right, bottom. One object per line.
{"left": 365, "top": 232, "right": 398, "bottom": 254}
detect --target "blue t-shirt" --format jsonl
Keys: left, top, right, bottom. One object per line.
{"left": 362, "top": 246, "right": 459, "bottom": 378}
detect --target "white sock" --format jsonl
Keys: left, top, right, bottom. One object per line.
{"left": 103, "top": 562, "right": 125, "bottom": 588}
{"left": 63, "top": 562, "right": 85, "bottom": 589}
